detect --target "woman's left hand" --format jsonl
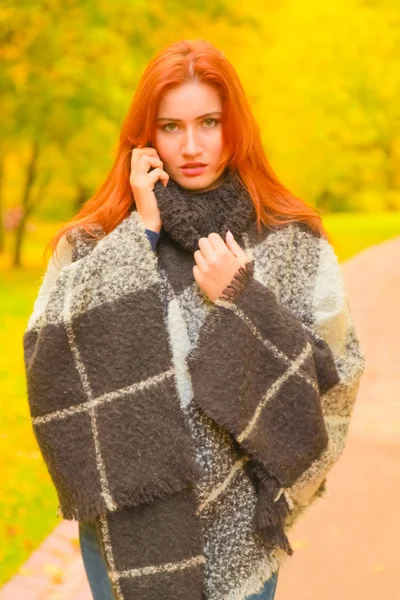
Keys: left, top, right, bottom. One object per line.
{"left": 193, "top": 231, "right": 252, "bottom": 303}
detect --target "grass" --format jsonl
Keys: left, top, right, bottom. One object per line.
{"left": 322, "top": 211, "right": 400, "bottom": 261}
{"left": 0, "top": 267, "right": 60, "bottom": 585}
{"left": 0, "top": 211, "right": 399, "bottom": 587}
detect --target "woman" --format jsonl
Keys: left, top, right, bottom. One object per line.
{"left": 23, "top": 39, "right": 366, "bottom": 600}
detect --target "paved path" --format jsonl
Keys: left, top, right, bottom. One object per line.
{"left": 0, "top": 520, "right": 91, "bottom": 600}
{"left": 1, "top": 236, "right": 399, "bottom": 600}
{"left": 275, "top": 235, "right": 400, "bottom": 600}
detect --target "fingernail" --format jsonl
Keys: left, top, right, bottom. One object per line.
{"left": 227, "top": 230, "right": 233, "bottom": 239}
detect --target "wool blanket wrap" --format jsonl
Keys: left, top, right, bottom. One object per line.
{"left": 23, "top": 173, "right": 366, "bottom": 600}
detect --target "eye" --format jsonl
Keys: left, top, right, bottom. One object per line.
{"left": 161, "top": 118, "right": 219, "bottom": 132}
{"left": 203, "top": 118, "right": 219, "bottom": 127}
{"left": 163, "top": 123, "right": 178, "bottom": 132}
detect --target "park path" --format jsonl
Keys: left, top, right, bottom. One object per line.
{"left": 1, "top": 235, "right": 399, "bottom": 600}
{"left": 0, "top": 519, "right": 91, "bottom": 600}
{"left": 275, "top": 235, "right": 400, "bottom": 600}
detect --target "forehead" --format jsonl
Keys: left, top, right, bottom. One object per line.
{"left": 156, "top": 82, "right": 222, "bottom": 119}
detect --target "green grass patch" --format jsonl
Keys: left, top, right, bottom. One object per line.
{"left": 323, "top": 211, "right": 400, "bottom": 262}
{"left": 0, "top": 268, "right": 60, "bottom": 585}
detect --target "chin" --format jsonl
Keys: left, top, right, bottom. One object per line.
{"left": 173, "top": 173, "right": 221, "bottom": 192}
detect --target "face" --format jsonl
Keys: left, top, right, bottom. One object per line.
{"left": 154, "top": 81, "right": 226, "bottom": 192}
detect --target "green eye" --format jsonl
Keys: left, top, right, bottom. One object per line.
{"left": 162, "top": 118, "right": 219, "bottom": 132}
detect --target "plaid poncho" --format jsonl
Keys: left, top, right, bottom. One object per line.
{"left": 23, "top": 171, "right": 366, "bottom": 600}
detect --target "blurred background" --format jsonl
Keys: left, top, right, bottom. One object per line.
{"left": 1, "top": 0, "right": 399, "bottom": 598}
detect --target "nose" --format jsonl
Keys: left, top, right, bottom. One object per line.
{"left": 181, "top": 126, "right": 203, "bottom": 156}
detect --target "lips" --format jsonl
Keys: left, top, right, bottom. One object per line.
{"left": 180, "top": 164, "right": 207, "bottom": 177}
{"left": 180, "top": 163, "right": 207, "bottom": 168}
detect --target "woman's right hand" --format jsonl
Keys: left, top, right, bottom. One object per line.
{"left": 129, "top": 145, "right": 169, "bottom": 233}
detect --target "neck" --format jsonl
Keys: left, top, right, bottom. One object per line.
{"left": 152, "top": 168, "right": 255, "bottom": 253}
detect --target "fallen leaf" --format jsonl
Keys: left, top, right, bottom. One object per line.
{"left": 20, "top": 566, "right": 36, "bottom": 577}
{"left": 42, "top": 563, "right": 64, "bottom": 584}
{"left": 291, "top": 539, "right": 307, "bottom": 549}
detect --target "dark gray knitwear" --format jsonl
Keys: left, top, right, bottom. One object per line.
{"left": 23, "top": 169, "right": 366, "bottom": 600}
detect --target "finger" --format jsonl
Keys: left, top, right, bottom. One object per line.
{"left": 134, "top": 145, "right": 159, "bottom": 155}
{"left": 193, "top": 249, "right": 208, "bottom": 272}
{"left": 193, "top": 264, "right": 200, "bottom": 283}
{"left": 225, "top": 230, "right": 247, "bottom": 259}
{"left": 197, "top": 236, "right": 216, "bottom": 262}
{"left": 147, "top": 167, "right": 169, "bottom": 187}
{"left": 206, "top": 232, "right": 227, "bottom": 253}
{"left": 131, "top": 146, "right": 158, "bottom": 166}
{"left": 131, "top": 153, "right": 163, "bottom": 181}
{"left": 130, "top": 148, "right": 160, "bottom": 172}
{"left": 139, "top": 154, "right": 164, "bottom": 170}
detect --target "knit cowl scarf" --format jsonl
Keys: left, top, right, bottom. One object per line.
{"left": 23, "top": 168, "right": 343, "bottom": 600}
{"left": 153, "top": 167, "right": 256, "bottom": 252}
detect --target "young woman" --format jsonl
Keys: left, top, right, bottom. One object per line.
{"left": 23, "top": 39, "right": 366, "bottom": 600}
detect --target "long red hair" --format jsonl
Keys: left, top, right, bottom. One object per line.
{"left": 46, "top": 39, "right": 329, "bottom": 263}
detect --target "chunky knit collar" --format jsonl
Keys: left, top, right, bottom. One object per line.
{"left": 152, "top": 168, "right": 255, "bottom": 253}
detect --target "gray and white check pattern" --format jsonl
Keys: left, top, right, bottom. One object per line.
{"left": 23, "top": 204, "right": 366, "bottom": 600}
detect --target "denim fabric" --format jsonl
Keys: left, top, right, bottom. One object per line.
{"left": 79, "top": 519, "right": 279, "bottom": 600}
{"left": 144, "top": 228, "right": 161, "bottom": 251}
{"left": 79, "top": 520, "right": 116, "bottom": 600}
{"left": 245, "top": 570, "right": 279, "bottom": 599}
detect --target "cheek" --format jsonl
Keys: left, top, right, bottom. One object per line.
{"left": 209, "top": 126, "right": 223, "bottom": 146}
{"left": 210, "top": 132, "right": 224, "bottom": 157}
{"left": 154, "top": 136, "right": 180, "bottom": 167}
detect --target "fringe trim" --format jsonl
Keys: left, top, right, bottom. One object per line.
{"left": 57, "top": 467, "right": 201, "bottom": 522}
{"left": 253, "top": 476, "right": 294, "bottom": 557}
{"left": 218, "top": 259, "right": 256, "bottom": 303}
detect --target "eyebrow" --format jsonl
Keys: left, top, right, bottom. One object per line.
{"left": 156, "top": 111, "right": 222, "bottom": 122}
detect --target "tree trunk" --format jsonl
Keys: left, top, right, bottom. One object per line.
{"left": 0, "top": 151, "right": 4, "bottom": 253}
{"left": 13, "top": 140, "right": 40, "bottom": 268}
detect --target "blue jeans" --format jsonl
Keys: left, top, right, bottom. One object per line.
{"left": 246, "top": 571, "right": 279, "bottom": 599}
{"left": 79, "top": 520, "right": 279, "bottom": 600}
{"left": 79, "top": 520, "right": 116, "bottom": 600}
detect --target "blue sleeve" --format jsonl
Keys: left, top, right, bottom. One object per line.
{"left": 145, "top": 228, "right": 161, "bottom": 252}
